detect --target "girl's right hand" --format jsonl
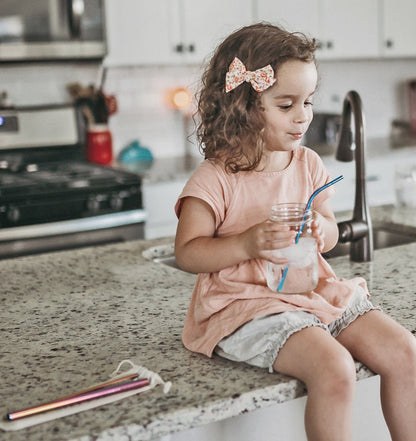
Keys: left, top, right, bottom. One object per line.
{"left": 241, "top": 220, "right": 297, "bottom": 263}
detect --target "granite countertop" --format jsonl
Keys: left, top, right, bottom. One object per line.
{"left": 114, "top": 154, "right": 203, "bottom": 185}
{"left": 115, "top": 138, "right": 416, "bottom": 186}
{"left": 0, "top": 206, "right": 415, "bottom": 441}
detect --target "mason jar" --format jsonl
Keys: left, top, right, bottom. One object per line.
{"left": 394, "top": 164, "right": 416, "bottom": 208}
{"left": 86, "top": 124, "right": 113, "bottom": 165}
{"left": 266, "top": 203, "right": 318, "bottom": 294}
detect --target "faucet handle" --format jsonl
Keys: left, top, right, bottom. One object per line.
{"left": 337, "top": 220, "right": 369, "bottom": 243}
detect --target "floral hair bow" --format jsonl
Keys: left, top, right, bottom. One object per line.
{"left": 225, "top": 57, "right": 276, "bottom": 93}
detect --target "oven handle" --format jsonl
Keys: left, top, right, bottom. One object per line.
{"left": 0, "top": 210, "right": 147, "bottom": 241}
{"left": 68, "top": 0, "right": 85, "bottom": 39}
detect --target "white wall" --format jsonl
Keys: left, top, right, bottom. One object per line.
{"left": 1, "top": 58, "right": 416, "bottom": 158}
{"left": 316, "top": 58, "right": 416, "bottom": 137}
{"left": 0, "top": 62, "right": 99, "bottom": 106}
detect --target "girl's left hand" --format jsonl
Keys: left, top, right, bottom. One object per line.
{"left": 311, "top": 219, "right": 325, "bottom": 253}
{"left": 309, "top": 201, "right": 339, "bottom": 253}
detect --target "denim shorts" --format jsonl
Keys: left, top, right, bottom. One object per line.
{"left": 214, "top": 286, "right": 381, "bottom": 373}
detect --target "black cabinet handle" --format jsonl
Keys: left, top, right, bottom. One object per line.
{"left": 174, "top": 43, "right": 196, "bottom": 53}
{"left": 175, "top": 43, "right": 184, "bottom": 53}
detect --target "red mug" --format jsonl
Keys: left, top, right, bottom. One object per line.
{"left": 86, "top": 125, "right": 113, "bottom": 165}
{"left": 104, "top": 94, "right": 118, "bottom": 116}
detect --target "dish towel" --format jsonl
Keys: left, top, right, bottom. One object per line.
{"left": 0, "top": 359, "right": 172, "bottom": 431}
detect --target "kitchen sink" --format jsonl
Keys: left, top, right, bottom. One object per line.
{"left": 148, "top": 222, "right": 416, "bottom": 270}
{"left": 323, "top": 222, "right": 416, "bottom": 258}
{"left": 152, "top": 255, "right": 182, "bottom": 270}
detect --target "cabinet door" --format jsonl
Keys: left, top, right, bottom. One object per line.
{"left": 382, "top": 0, "right": 416, "bottom": 57}
{"left": 319, "top": 0, "right": 379, "bottom": 59}
{"left": 182, "top": 0, "right": 253, "bottom": 63}
{"left": 143, "top": 180, "right": 186, "bottom": 239}
{"left": 255, "top": 0, "right": 320, "bottom": 38}
{"left": 105, "top": 0, "right": 252, "bottom": 66}
{"left": 255, "top": 0, "right": 380, "bottom": 60}
{"left": 255, "top": 0, "right": 326, "bottom": 57}
{"left": 104, "top": 0, "right": 180, "bottom": 66}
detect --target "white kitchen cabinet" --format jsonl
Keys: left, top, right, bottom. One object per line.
{"left": 105, "top": 0, "right": 416, "bottom": 65}
{"left": 319, "top": 0, "right": 379, "bottom": 59}
{"left": 104, "top": 0, "right": 177, "bottom": 66}
{"left": 322, "top": 146, "right": 416, "bottom": 212}
{"left": 255, "top": 0, "right": 379, "bottom": 59}
{"left": 254, "top": 0, "right": 320, "bottom": 39}
{"left": 104, "top": 0, "right": 253, "bottom": 66}
{"left": 180, "top": 0, "right": 253, "bottom": 64}
{"left": 381, "top": 0, "right": 416, "bottom": 57}
{"left": 143, "top": 179, "right": 186, "bottom": 239}
{"left": 158, "top": 376, "right": 389, "bottom": 441}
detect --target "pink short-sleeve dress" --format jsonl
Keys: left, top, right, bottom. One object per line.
{"left": 175, "top": 147, "right": 369, "bottom": 357}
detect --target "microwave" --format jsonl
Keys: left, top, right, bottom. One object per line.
{"left": 0, "top": 0, "right": 106, "bottom": 62}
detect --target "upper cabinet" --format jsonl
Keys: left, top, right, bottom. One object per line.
{"left": 381, "top": 0, "right": 416, "bottom": 57}
{"left": 254, "top": 0, "right": 320, "bottom": 39}
{"left": 318, "top": 0, "right": 379, "bottom": 59}
{"left": 255, "top": 0, "right": 379, "bottom": 59}
{"left": 255, "top": 0, "right": 416, "bottom": 59}
{"left": 104, "top": 0, "right": 176, "bottom": 66}
{"left": 104, "top": 0, "right": 253, "bottom": 66}
{"left": 105, "top": 0, "right": 416, "bottom": 66}
{"left": 180, "top": 0, "right": 253, "bottom": 64}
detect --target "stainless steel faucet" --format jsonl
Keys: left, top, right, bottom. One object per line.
{"left": 335, "top": 90, "right": 373, "bottom": 262}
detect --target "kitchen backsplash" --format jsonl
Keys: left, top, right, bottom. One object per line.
{"left": 1, "top": 58, "right": 415, "bottom": 159}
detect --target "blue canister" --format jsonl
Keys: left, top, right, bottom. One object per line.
{"left": 118, "top": 140, "right": 154, "bottom": 171}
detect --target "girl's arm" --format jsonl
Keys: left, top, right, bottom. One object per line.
{"left": 312, "top": 198, "right": 339, "bottom": 253}
{"left": 174, "top": 196, "right": 296, "bottom": 274}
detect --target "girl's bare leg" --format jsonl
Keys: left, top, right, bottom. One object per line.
{"left": 336, "top": 310, "right": 416, "bottom": 441}
{"left": 273, "top": 326, "right": 356, "bottom": 441}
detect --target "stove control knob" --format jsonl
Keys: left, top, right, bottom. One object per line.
{"left": 7, "top": 206, "right": 20, "bottom": 223}
{"left": 110, "top": 192, "right": 123, "bottom": 211}
{"left": 86, "top": 196, "right": 100, "bottom": 214}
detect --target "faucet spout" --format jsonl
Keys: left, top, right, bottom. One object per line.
{"left": 335, "top": 90, "right": 373, "bottom": 262}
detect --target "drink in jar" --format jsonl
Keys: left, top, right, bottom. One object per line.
{"left": 266, "top": 203, "right": 318, "bottom": 294}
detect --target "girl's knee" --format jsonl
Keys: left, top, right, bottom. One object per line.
{"left": 310, "top": 348, "right": 356, "bottom": 398}
{"left": 403, "top": 330, "right": 416, "bottom": 360}
{"left": 389, "top": 330, "right": 416, "bottom": 375}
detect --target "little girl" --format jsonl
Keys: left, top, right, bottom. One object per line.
{"left": 174, "top": 23, "right": 416, "bottom": 441}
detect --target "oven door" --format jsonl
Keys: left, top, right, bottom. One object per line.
{"left": 0, "top": 209, "right": 146, "bottom": 259}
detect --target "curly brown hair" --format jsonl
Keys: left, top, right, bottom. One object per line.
{"left": 197, "top": 22, "right": 317, "bottom": 173}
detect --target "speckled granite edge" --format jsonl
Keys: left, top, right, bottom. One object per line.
{"left": 69, "top": 362, "right": 374, "bottom": 441}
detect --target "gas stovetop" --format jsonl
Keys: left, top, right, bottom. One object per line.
{"left": 0, "top": 105, "right": 146, "bottom": 252}
{"left": 0, "top": 160, "right": 140, "bottom": 198}
{"left": 0, "top": 159, "right": 143, "bottom": 228}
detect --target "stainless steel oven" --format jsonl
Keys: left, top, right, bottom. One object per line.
{"left": 0, "top": 0, "right": 106, "bottom": 62}
{"left": 0, "top": 104, "right": 146, "bottom": 259}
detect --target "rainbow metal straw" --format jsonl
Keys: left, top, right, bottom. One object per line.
{"left": 276, "top": 175, "right": 344, "bottom": 292}
{"left": 7, "top": 375, "right": 149, "bottom": 421}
